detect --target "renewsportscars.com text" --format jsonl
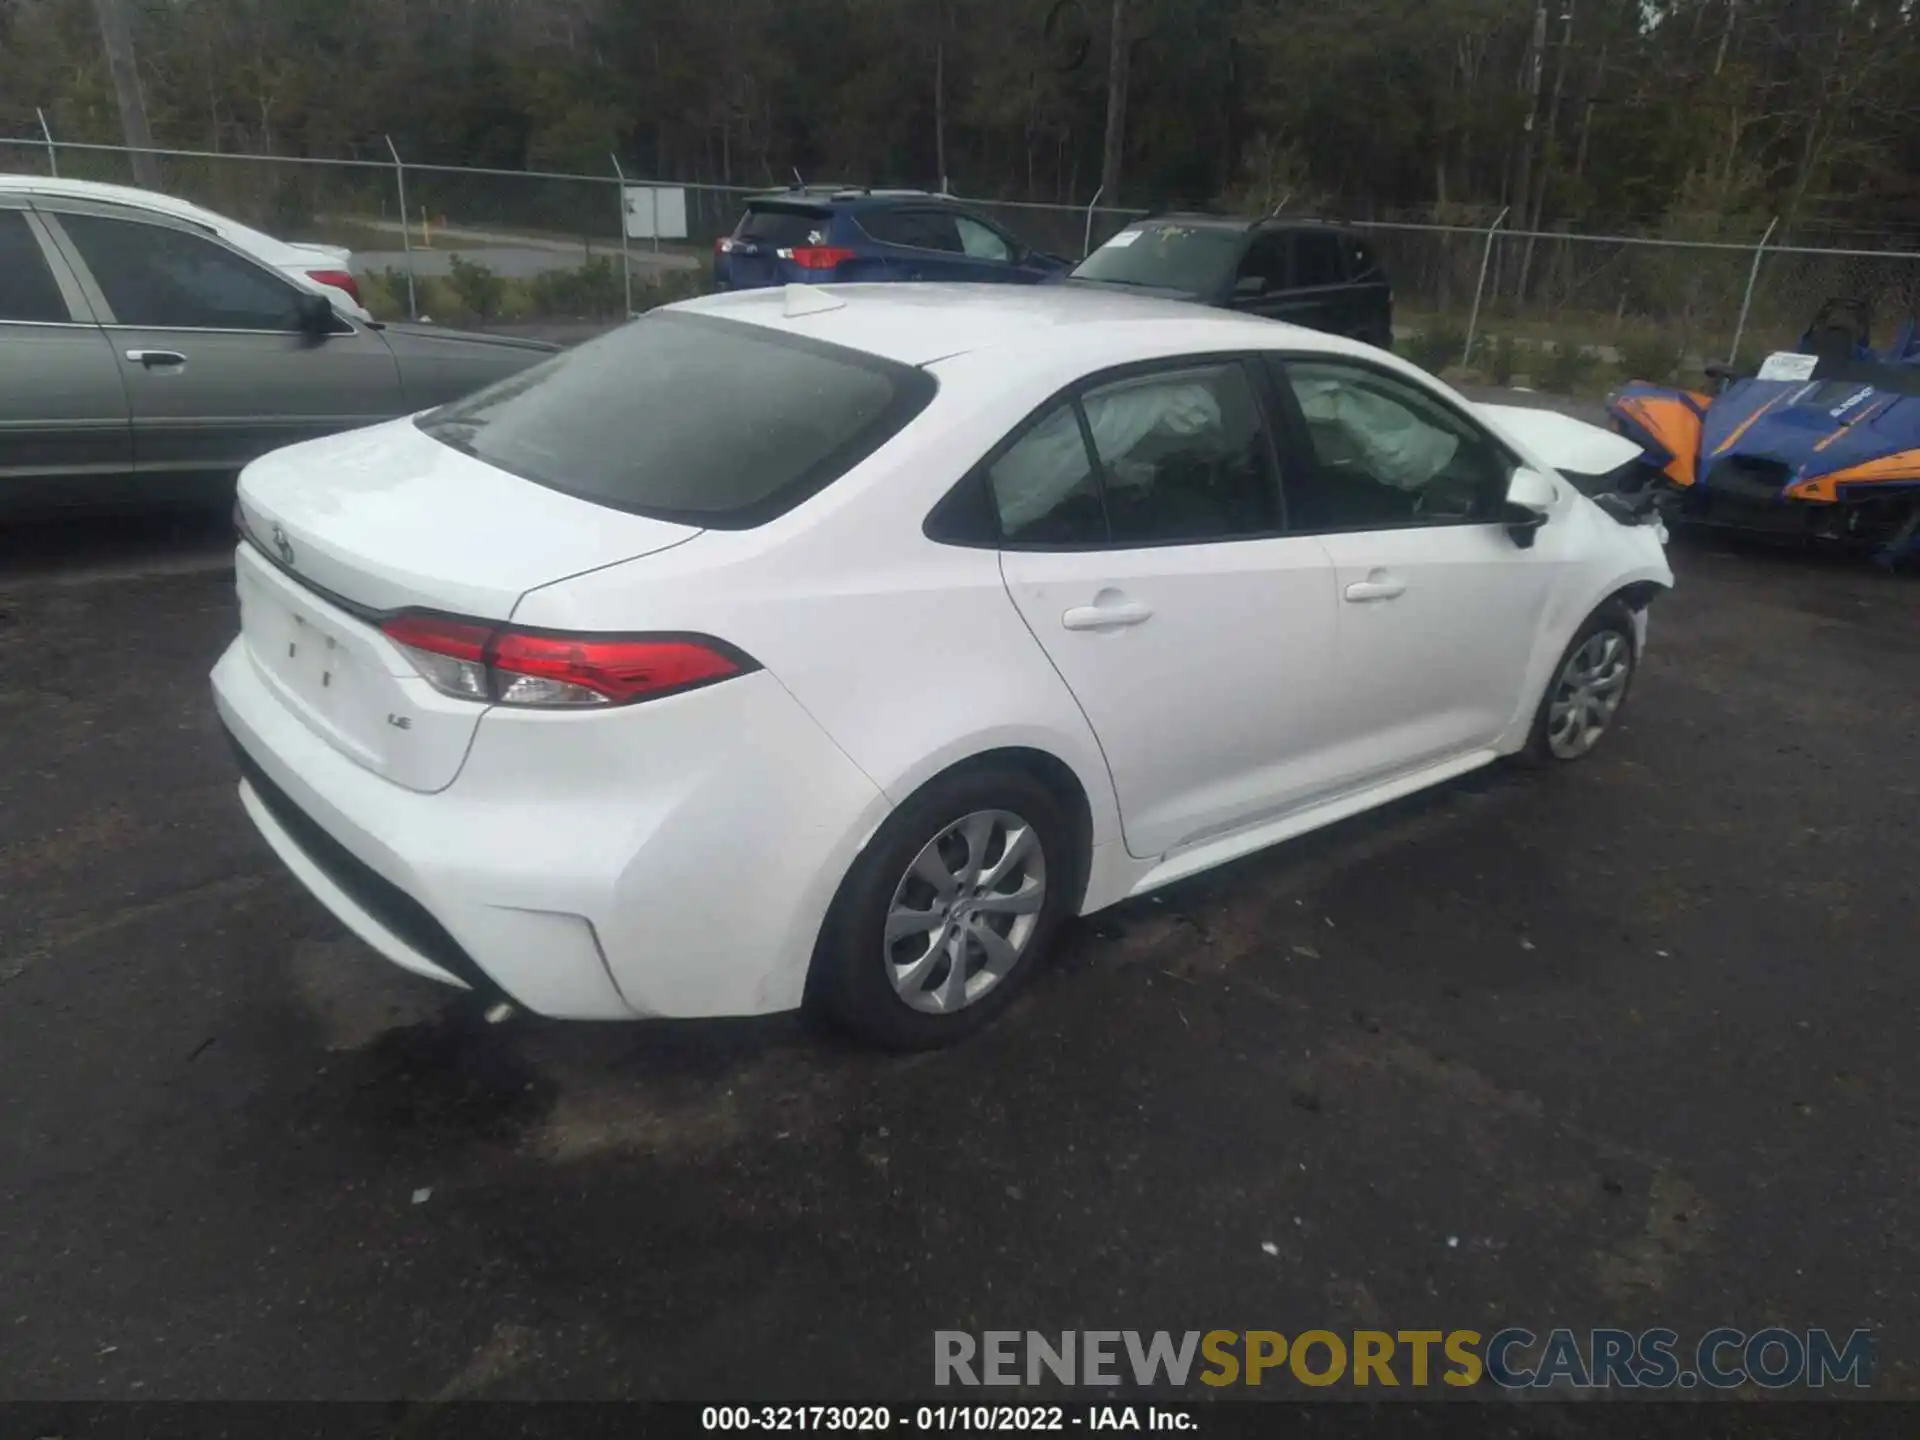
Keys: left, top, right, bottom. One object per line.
{"left": 933, "top": 1328, "right": 1874, "bottom": 1390}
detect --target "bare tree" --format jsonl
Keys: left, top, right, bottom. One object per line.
{"left": 1098, "top": 0, "right": 1128, "bottom": 204}
{"left": 91, "top": 0, "right": 161, "bottom": 188}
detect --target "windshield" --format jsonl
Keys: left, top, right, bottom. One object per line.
{"left": 416, "top": 311, "right": 936, "bottom": 528}
{"left": 1069, "top": 224, "right": 1244, "bottom": 296}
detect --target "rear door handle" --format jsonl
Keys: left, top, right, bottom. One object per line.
{"left": 1344, "top": 573, "right": 1406, "bottom": 603}
{"left": 126, "top": 349, "right": 187, "bottom": 369}
{"left": 1061, "top": 600, "right": 1154, "bottom": 631}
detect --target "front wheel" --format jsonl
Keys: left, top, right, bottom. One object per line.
{"left": 807, "top": 767, "right": 1078, "bottom": 1049}
{"left": 1520, "top": 606, "right": 1638, "bottom": 763}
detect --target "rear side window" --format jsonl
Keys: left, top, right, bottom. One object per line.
{"left": 987, "top": 403, "right": 1106, "bottom": 544}
{"left": 734, "top": 205, "right": 831, "bottom": 247}
{"left": 1292, "top": 231, "right": 1346, "bottom": 288}
{"left": 983, "top": 361, "right": 1282, "bottom": 547}
{"left": 1348, "top": 237, "right": 1382, "bottom": 280}
{"left": 1083, "top": 363, "right": 1281, "bottom": 543}
{"left": 1234, "top": 233, "right": 1286, "bottom": 296}
{"left": 416, "top": 312, "right": 936, "bottom": 528}
{"left": 0, "top": 211, "right": 69, "bottom": 323}
{"left": 860, "top": 209, "right": 964, "bottom": 253}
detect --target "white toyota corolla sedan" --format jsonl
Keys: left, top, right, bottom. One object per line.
{"left": 213, "top": 283, "right": 1672, "bottom": 1047}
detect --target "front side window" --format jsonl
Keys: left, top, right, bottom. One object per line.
{"left": 0, "top": 211, "right": 70, "bottom": 323}
{"left": 954, "top": 215, "right": 1011, "bottom": 262}
{"left": 1279, "top": 360, "right": 1514, "bottom": 531}
{"left": 58, "top": 212, "right": 305, "bottom": 331}
{"left": 417, "top": 311, "right": 936, "bottom": 528}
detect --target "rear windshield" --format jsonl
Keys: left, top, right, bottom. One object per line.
{"left": 415, "top": 311, "right": 936, "bottom": 528}
{"left": 1069, "top": 224, "right": 1244, "bottom": 296}
{"left": 734, "top": 204, "right": 832, "bottom": 247}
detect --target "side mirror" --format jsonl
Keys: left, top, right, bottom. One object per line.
{"left": 1503, "top": 466, "right": 1557, "bottom": 548}
{"left": 1702, "top": 360, "right": 1735, "bottom": 383}
{"left": 294, "top": 291, "right": 335, "bottom": 340}
{"left": 1233, "top": 275, "right": 1266, "bottom": 297}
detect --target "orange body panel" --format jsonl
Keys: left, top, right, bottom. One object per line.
{"left": 1787, "top": 448, "right": 1920, "bottom": 502}
{"left": 1616, "top": 395, "right": 1703, "bottom": 487}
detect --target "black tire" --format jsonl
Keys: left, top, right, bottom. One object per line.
{"left": 807, "top": 766, "right": 1079, "bottom": 1050}
{"left": 1516, "top": 603, "right": 1639, "bottom": 766}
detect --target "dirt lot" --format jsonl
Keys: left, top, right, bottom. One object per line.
{"left": 1, "top": 516, "right": 1916, "bottom": 1403}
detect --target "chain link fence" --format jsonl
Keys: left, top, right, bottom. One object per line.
{"left": 6, "top": 133, "right": 1918, "bottom": 378}
{"left": 1353, "top": 215, "right": 1920, "bottom": 392}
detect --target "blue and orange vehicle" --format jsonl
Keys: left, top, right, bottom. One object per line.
{"left": 1605, "top": 299, "right": 1920, "bottom": 567}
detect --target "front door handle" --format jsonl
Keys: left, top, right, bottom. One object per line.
{"left": 126, "top": 349, "right": 187, "bottom": 369}
{"left": 1061, "top": 599, "right": 1154, "bottom": 631}
{"left": 1344, "top": 572, "right": 1406, "bottom": 603}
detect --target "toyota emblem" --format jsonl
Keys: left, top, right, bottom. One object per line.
{"left": 270, "top": 523, "right": 295, "bottom": 567}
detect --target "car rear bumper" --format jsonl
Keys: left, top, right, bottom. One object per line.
{"left": 212, "top": 637, "right": 891, "bottom": 1020}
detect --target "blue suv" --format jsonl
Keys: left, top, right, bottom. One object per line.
{"left": 713, "top": 188, "right": 1071, "bottom": 290}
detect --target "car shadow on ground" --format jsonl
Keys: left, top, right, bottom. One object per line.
{"left": 0, "top": 505, "right": 234, "bottom": 588}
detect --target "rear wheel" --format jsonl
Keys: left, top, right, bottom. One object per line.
{"left": 1520, "top": 605, "right": 1638, "bottom": 764}
{"left": 808, "top": 767, "right": 1077, "bottom": 1049}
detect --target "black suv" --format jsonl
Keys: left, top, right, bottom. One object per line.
{"left": 1067, "top": 215, "right": 1393, "bottom": 350}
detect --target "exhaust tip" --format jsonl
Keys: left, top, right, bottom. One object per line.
{"left": 482, "top": 1001, "right": 517, "bottom": 1025}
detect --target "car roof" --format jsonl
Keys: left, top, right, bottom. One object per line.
{"left": 2, "top": 173, "right": 223, "bottom": 223}
{"left": 743, "top": 188, "right": 964, "bottom": 211}
{"left": 676, "top": 281, "right": 1363, "bottom": 367}
{"left": 0, "top": 173, "right": 312, "bottom": 259}
{"left": 1134, "top": 212, "right": 1355, "bottom": 234}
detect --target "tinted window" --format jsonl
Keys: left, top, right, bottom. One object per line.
{"left": 906, "top": 211, "right": 963, "bottom": 252}
{"left": 954, "top": 215, "right": 1011, "bottom": 262}
{"left": 856, "top": 210, "right": 914, "bottom": 246}
{"left": 1280, "top": 360, "right": 1514, "bottom": 531}
{"left": 417, "top": 312, "right": 936, "bottom": 528}
{"left": 987, "top": 402, "right": 1106, "bottom": 544}
{"left": 1234, "top": 233, "right": 1285, "bottom": 296}
{"left": 736, "top": 205, "right": 830, "bottom": 246}
{"left": 0, "top": 211, "right": 69, "bottom": 323}
{"left": 859, "top": 209, "right": 965, "bottom": 252}
{"left": 1083, "top": 363, "right": 1281, "bottom": 543}
{"left": 1292, "top": 231, "right": 1346, "bottom": 288}
{"left": 60, "top": 213, "right": 304, "bottom": 330}
{"left": 1069, "top": 224, "right": 1243, "bottom": 296}
{"left": 1349, "top": 238, "right": 1382, "bottom": 281}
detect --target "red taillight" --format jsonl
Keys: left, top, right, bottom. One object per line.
{"left": 306, "top": 269, "right": 363, "bottom": 303}
{"left": 490, "top": 632, "right": 742, "bottom": 705}
{"left": 777, "top": 245, "right": 857, "bottom": 270}
{"left": 382, "top": 612, "right": 490, "bottom": 664}
{"left": 378, "top": 613, "right": 752, "bottom": 709}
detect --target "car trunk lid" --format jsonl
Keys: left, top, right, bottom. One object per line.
{"left": 234, "top": 418, "right": 700, "bottom": 790}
